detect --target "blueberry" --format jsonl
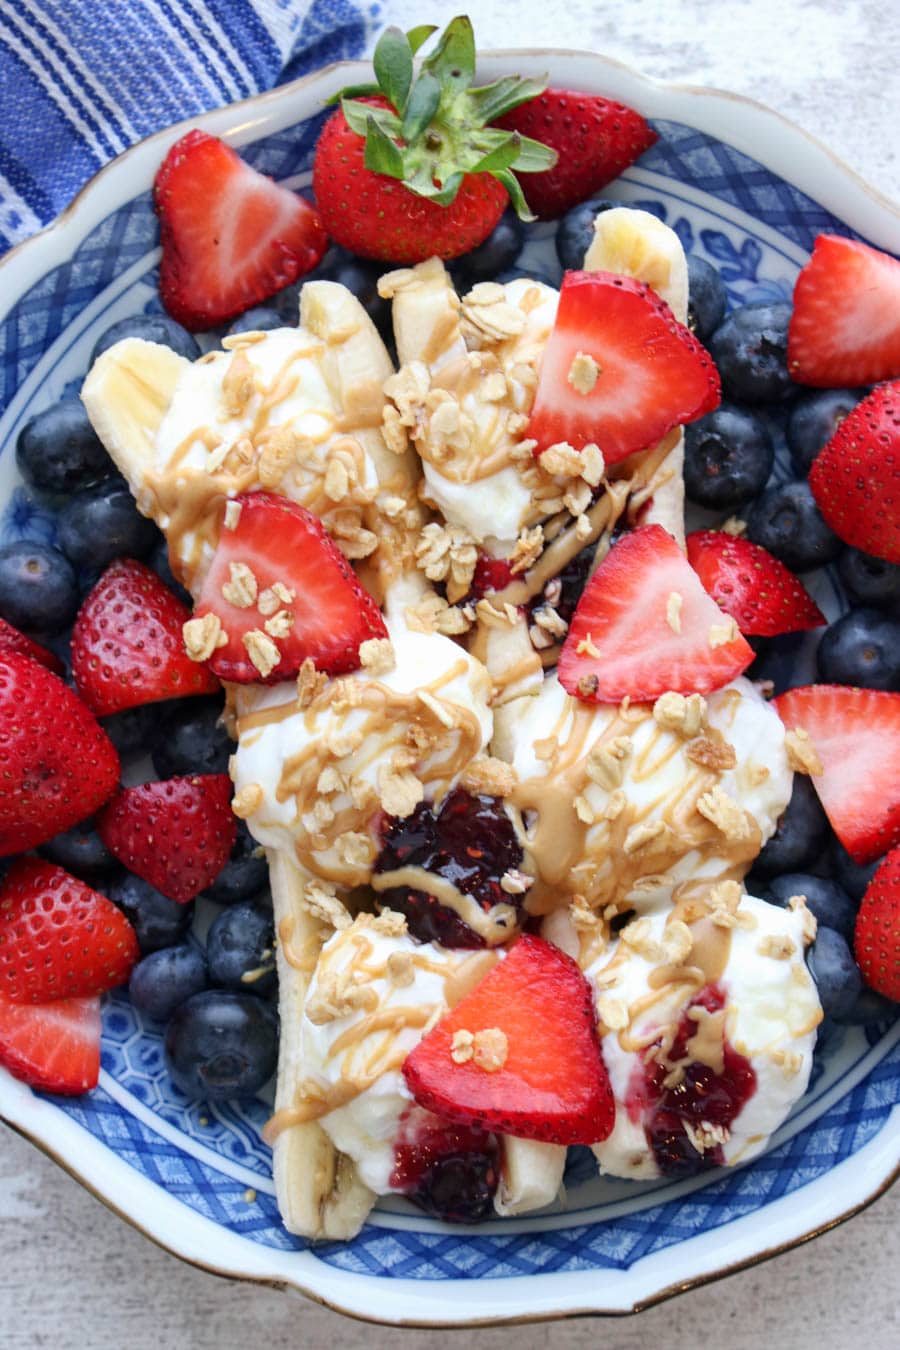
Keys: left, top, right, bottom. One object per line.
{"left": 39, "top": 820, "right": 117, "bottom": 882}
{"left": 555, "top": 197, "right": 616, "bottom": 271}
{"left": 206, "top": 901, "right": 276, "bottom": 997}
{"left": 750, "top": 776, "right": 832, "bottom": 880}
{"left": 0, "top": 542, "right": 79, "bottom": 635}
{"left": 686, "top": 255, "right": 727, "bottom": 341}
{"left": 107, "top": 872, "right": 193, "bottom": 954}
{"left": 100, "top": 704, "right": 157, "bottom": 761}
{"left": 838, "top": 548, "right": 900, "bottom": 610}
{"left": 90, "top": 315, "right": 201, "bottom": 365}
{"left": 786, "top": 387, "right": 866, "bottom": 477}
{"left": 829, "top": 837, "right": 882, "bottom": 903}
{"left": 747, "top": 631, "right": 816, "bottom": 697}
{"left": 226, "top": 307, "right": 283, "bottom": 336}
{"left": 202, "top": 819, "right": 268, "bottom": 906}
{"left": 834, "top": 985, "right": 898, "bottom": 1025}
{"left": 151, "top": 695, "right": 232, "bottom": 778}
{"left": 450, "top": 211, "right": 525, "bottom": 290}
{"left": 683, "top": 403, "right": 774, "bottom": 510}
{"left": 807, "top": 926, "right": 863, "bottom": 1019}
{"left": 746, "top": 480, "right": 842, "bottom": 572}
{"left": 57, "top": 481, "right": 159, "bottom": 571}
{"left": 496, "top": 264, "right": 562, "bottom": 289}
{"left": 765, "top": 873, "right": 857, "bottom": 941}
{"left": 816, "top": 608, "right": 900, "bottom": 690}
{"left": 129, "top": 944, "right": 208, "bottom": 1022}
{"left": 708, "top": 302, "right": 794, "bottom": 404}
{"left": 148, "top": 536, "right": 192, "bottom": 608}
{"left": 164, "top": 990, "right": 278, "bottom": 1100}
{"left": 16, "top": 400, "right": 114, "bottom": 495}
{"left": 407, "top": 1147, "right": 499, "bottom": 1224}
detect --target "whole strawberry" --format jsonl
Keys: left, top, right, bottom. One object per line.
{"left": 97, "top": 775, "right": 237, "bottom": 903}
{"left": 0, "top": 652, "right": 120, "bottom": 857}
{"left": 72, "top": 557, "right": 220, "bottom": 716}
{"left": 809, "top": 381, "right": 900, "bottom": 564}
{"left": 312, "top": 18, "right": 556, "bottom": 262}
{"left": 854, "top": 848, "right": 900, "bottom": 1002}
{"left": 0, "top": 858, "right": 139, "bottom": 1003}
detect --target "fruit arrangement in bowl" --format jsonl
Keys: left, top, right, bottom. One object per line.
{"left": 0, "top": 15, "right": 898, "bottom": 1324}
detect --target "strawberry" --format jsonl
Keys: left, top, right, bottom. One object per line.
{"left": 808, "top": 382, "right": 900, "bottom": 564}
{"left": 0, "top": 858, "right": 138, "bottom": 1003}
{"left": 527, "top": 271, "right": 721, "bottom": 464}
{"left": 787, "top": 234, "right": 900, "bottom": 387}
{"left": 854, "top": 848, "right": 900, "bottom": 1002}
{"left": 495, "top": 88, "right": 657, "bottom": 220}
{"left": 686, "top": 530, "right": 825, "bottom": 637}
{"left": 558, "top": 524, "right": 754, "bottom": 703}
{"left": 403, "top": 934, "right": 614, "bottom": 1145}
{"left": 193, "top": 492, "right": 387, "bottom": 683}
{"left": 774, "top": 685, "right": 900, "bottom": 864}
{"left": 97, "top": 774, "right": 237, "bottom": 903}
{"left": 0, "top": 616, "right": 63, "bottom": 675}
{"left": 0, "top": 993, "right": 100, "bottom": 1095}
{"left": 154, "top": 129, "right": 327, "bottom": 330}
{"left": 71, "top": 558, "right": 220, "bottom": 716}
{"left": 0, "top": 653, "right": 120, "bottom": 857}
{"left": 311, "top": 19, "right": 557, "bottom": 262}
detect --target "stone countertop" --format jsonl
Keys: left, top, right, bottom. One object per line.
{"left": 1, "top": 1, "right": 899, "bottom": 1345}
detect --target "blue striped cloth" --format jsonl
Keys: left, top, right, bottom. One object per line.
{"left": 0, "top": 0, "right": 378, "bottom": 254}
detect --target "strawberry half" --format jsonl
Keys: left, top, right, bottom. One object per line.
{"left": 0, "top": 653, "right": 120, "bottom": 857}
{"left": 403, "top": 934, "right": 614, "bottom": 1145}
{"left": 193, "top": 492, "right": 388, "bottom": 683}
{"left": 788, "top": 234, "right": 900, "bottom": 387}
{"left": 71, "top": 558, "right": 220, "bottom": 716}
{"left": 495, "top": 88, "right": 657, "bottom": 220}
{"left": 0, "top": 993, "right": 100, "bottom": 1095}
{"left": 97, "top": 775, "right": 237, "bottom": 904}
{"left": 854, "top": 848, "right": 900, "bottom": 1002}
{"left": 686, "top": 530, "right": 825, "bottom": 637}
{"left": 0, "top": 858, "right": 138, "bottom": 1003}
{"left": 527, "top": 271, "right": 721, "bottom": 464}
{"left": 808, "top": 382, "right": 900, "bottom": 564}
{"left": 0, "top": 616, "right": 63, "bottom": 675}
{"left": 558, "top": 524, "right": 754, "bottom": 703}
{"left": 155, "top": 129, "right": 327, "bottom": 330}
{"left": 774, "top": 685, "right": 900, "bottom": 864}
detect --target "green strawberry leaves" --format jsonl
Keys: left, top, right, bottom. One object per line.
{"left": 329, "top": 16, "right": 557, "bottom": 219}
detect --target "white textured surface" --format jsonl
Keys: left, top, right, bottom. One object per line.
{"left": 2, "top": 1, "right": 899, "bottom": 1341}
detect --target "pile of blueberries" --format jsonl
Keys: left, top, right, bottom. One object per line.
{"left": 2, "top": 195, "right": 897, "bottom": 1108}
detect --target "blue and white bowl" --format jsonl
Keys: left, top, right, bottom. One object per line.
{"left": 0, "top": 49, "right": 898, "bottom": 1326}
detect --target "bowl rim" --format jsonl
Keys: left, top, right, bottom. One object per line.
{"left": 0, "top": 45, "right": 898, "bottom": 1327}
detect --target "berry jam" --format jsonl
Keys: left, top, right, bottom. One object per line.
{"left": 391, "top": 1105, "right": 500, "bottom": 1224}
{"left": 469, "top": 552, "right": 514, "bottom": 599}
{"left": 629, "top": 984, "right": 756, "bottom": 1179}
{"left": 374, "top": 788, "right": 525, "bottom": 948}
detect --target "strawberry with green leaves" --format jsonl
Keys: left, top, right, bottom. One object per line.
{"left": 312, "top": 17, "right": 557, "bottom": 262}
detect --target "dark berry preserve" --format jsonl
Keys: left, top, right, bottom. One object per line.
{"left": 629, "top": 984, "right": 756, "bottom": 1178}
{"left": 374, "top": 788, "right": 525, "bottom": 948}
{"left": 391, "top": 1105, "right": 500, "bottom": 1224}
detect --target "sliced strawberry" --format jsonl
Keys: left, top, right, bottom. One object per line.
{"left": 71, "top": 558, "right": 220, "bottom": 716}
{"left": 155, "top": 130, "right": 328, "bottom": 330}
{"left": 774, "top": 685, "right": 900, "bottom": 864}
{"left": 495, "top": 89, "right": 657, "bottom": 220}
{"left": 788, "top": 234, "right": 900, "bottom": 387}
{"left": 686, "top": 530, "right": 825, "bottom": 637}
{"left": 0, "top": 858, "right": 138, "bottom": 1003}
{"left": 194, "top": 492, "right": 388, "bottom": 683}
{"left": 97, "top": 775, "right": 237, "bottom": 904}
{"left": 558, "top": 524, "right": 754, "bottom": 702}
{"left": 854, "top": 848, "right": 900, "bottom": 1002}
{"left": 527, "top": 271, "right": 720, "bottom": 464}
{"left": 808, "top": 382, "right": 900, "bottom": 564}
{"left": 0, "top": 617, "right": 63, "bottom": 674}
{"left": 0, "top": 653, "right": 120, "bottom": 858}
{"left": 403, "top": 934, "right": 614, "bottom": 1145}
{"left": 0, "top": 993, "right": 100, "bottom": 1095}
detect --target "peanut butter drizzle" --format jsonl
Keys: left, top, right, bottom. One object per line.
{"left": 370, "top": 864, "right": 515, "bottom": 944}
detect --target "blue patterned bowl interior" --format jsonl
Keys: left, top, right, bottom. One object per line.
{"left": 1, "top": 113, "right": 898, "bottom": 1288}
